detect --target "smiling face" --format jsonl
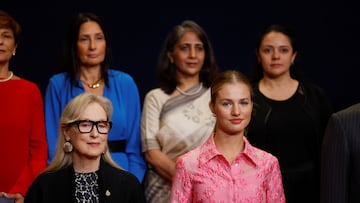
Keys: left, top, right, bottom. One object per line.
{"left": 210, "top": 82, "right": 253, "bottom": 136}
{"left": 167, "top": 31, "right": 205, "bottom": 80}
{"left": 0, "top": 28, "right": 17, "bottom": 65}
{"left": 77, "top": 21, "right": 106, "bottom": 68}
{"left": 64, "top": 102, "right": 108, "bottom": 161}
{"left": 257, "top": 31, "right": 297, "bottom": 78}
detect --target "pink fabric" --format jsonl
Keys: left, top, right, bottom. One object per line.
{"left": 170, "top": 133, "right": 285, "bottom": 203}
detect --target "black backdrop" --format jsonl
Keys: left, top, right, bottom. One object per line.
{"left": 3, "top": 1, "right": 360, "bottom": 112}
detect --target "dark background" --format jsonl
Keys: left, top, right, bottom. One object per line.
{"left": 2, "top": 1, "right": 360, "bottom": 112}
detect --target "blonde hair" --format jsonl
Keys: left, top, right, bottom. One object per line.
{"left": 210, "top": 69, "right": 253, "bottom": 104}
{"left": 44, "top": 92, "right": 122, "bottom": 173}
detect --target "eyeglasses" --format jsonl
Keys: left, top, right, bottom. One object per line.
{"left": 68, "top": 120, "right": 112, "bottom": 134}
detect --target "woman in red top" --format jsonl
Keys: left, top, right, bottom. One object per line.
{"left": 0, "top": 10, "right": 48, "bottom": 203}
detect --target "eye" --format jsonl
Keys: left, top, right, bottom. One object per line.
{"left": 195, "top": 44, "right": 204, "bottom": 51}
{"left": 240, "top": 101, "right": 249, "bottom": 106}
{"left": 180, "top": 45, "right": 189, "bottom": 51}
{"left": 279, "top": 47, "right": 290, "bottom": 53}
{"left": 79, "top": 121, "right": 92, "bottom": 128}
{"left": 262, "top": 48, "right": 272, "bottom": 54}
{"left": 222, "top": 101, "right": 232, "bottom": 107}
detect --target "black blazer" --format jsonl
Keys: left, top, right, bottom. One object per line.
{"left": 25, "top": 159, "right": 146, "bottom": 203}
{"left": 320, "top": 103, "right": 360, "bottom": 203}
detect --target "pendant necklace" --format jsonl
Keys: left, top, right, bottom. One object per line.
{"left": 176, "top": 83, "right": 203, "bottom": 96}
{"left": 82, "top": 78, "right": 102, "bottom": 89}
{"left": 0, "top": 71, "right": 14, "bottom": 82}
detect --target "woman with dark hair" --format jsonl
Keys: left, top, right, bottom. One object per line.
{"left": 0, "top": 10, "right": 48, "bottom": 203}
{"left": 44, "top": 12, "right": 146, "bottom": 182}
{"left": 141, "top": 19, "right": 218, "bottom": 202}
{"left": 247, "top": 24, "right": 333, "bottom": 203}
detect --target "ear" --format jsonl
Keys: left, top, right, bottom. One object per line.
{"left": 63, "top": 128, "right": 71, "bottom": 141}
{"left": 167, "top": 51, "right": 174, "bottom": 63}
{"left": 209, "top": 101, "right": 215, "bottom": 114}
{"left": 291, "top": 51, "right": 297, "bottom": 64}
{"left": 256, "top": 50, "right": 261, "bottom": 64}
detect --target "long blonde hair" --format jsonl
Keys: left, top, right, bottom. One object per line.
{"left": 44, "top": 92, "right": 121, "bottom": 173}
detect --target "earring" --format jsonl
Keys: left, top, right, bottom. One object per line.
{"left": 63, "top": 141, "right": 73, "bottom": 153}
{"left": 12, "top": 52, "right": 16, "bottom": 56}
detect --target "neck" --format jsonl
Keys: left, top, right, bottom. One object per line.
{"left": 72, "top": 156, "right": 101, "bottom": 173}
{"left": 261, "top": 75, "right": 296, "bottom": 88}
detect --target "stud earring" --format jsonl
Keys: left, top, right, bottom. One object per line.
{"left": 12, "top": 52, "right": 16, "bottom": 56}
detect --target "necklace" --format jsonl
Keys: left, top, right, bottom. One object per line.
{"left": 0, "top": 71, "right": 13, "bottom": 82}
{"left": 82, "top": 78, "right": 102, "bottom": 89}
{"left": 176, "top": 83, "right": 203, "bottom": 96}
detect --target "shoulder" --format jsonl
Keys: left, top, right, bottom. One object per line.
{"left": 108, "top": 69, "right": 135, "bottom": 82}
{"left": 13, "top": 78, "right": 42, "bottom": 97}
{"left": 143, "top": 88, "right": 168, "bottom": 103}
{"left": 49, "top": 72, "right": 67, "bottom": 81}
{"left": 300, "top": 81, "right": 327, "bottom": 96}
{"left": 101, "top": 162, "right": 140, "bottom": 185}
{"left": 246, "top": 140, "right": 279, "bottom": 164}
{"left": 31, "top": 169, "right": 70, "bottom": 186}
{"left": 332, "top": 103, "right": 360, "bottom": 121}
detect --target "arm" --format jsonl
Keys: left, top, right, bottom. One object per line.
{"left": 44, "top": 78, "right": 62, "bottom": 164}
{"left": 320, "top": 113, "right": 349, "bottom": 203}
{"left": 144, "top": 149, "right": 175, "bottom": 181}
{"left": 122, "top": 75, "right": 146, "bottom": 182}
{"left": 9, "top": 84, "right": 47, "bottom": 197}
{"left": 267, "top": 158, "right": 286, "bottom": 203}
{"left": 141, "top": 90, "right": 175, "bottom": 181}
{"left": 169, "top": 157, "right": 192, "bottom": 203}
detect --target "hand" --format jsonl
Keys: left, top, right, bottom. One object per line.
{"left": 0, "top": 192, "right": 24, "bottom": 203}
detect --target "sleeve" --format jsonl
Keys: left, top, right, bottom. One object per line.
{"left": 320, "top": 113, "right": 349, "bottom": 203}
{"left": 9, "top": 84, "right": 48, "bottom": 196}
{"left": 169, "top": 157, "right": 192, "bottom": 203}
{"left": 140, "top": 90, "right": 162, "bottom": 151}
{"left": 44, "top": 77, "right": 62, "bottom": 164}
{"left": 122, "top": 76, "right": 146, "bottom": 182}
{"left": 266, "top": 157, "right": 286, "bottom": 203}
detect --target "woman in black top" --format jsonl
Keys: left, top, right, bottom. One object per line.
{"left": 25, "top": 93, "right": 146, "bottom": 203}
{"left": 247, "top": 24, "right": 333, "bottom": 203}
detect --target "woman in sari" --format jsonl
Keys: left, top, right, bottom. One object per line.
{"left": 140, "top": 20, "right": 219, "bottom": 203}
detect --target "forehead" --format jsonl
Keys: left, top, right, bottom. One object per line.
{"left": 177, "top": 31, "right": 202, "bottom": 44}
{"left": 79, "top": 21, "right": 103, "bottom": 35}
{"left": 80, "top": 103, "right": 107, "bottom": 119}
{"left": 261, "top": 31, "right": 291, "bottom": 46}
{"left": 217, "top": 82, "right": 251, "bottom": 99}
{"left": 0, "top": 28, "right": 14, "bottom": 34}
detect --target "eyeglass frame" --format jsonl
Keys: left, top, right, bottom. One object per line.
{"left": 67, "top": 120, "right": 112, "bottom": 134}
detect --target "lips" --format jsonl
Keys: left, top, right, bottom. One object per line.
{"left": 230, "top": 119, "right": 243, "bottom": 124}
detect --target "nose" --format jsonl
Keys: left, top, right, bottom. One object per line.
{"left": 232, "top": 105, "right": 240, "bottom": 116}
{"left": 89, "top": 38, "right": 96, "bottom": 50}
{"left": 189, "top": 47, "right": 196, "bottom": 58}
{"left": 272, "top": 50, "right": 280, "bottom": 60}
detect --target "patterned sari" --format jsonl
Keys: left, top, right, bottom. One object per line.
{"left": 141, "top": 84, "right": 215, "bottom": 203}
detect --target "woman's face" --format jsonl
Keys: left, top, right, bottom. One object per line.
{"left": 257, "top": 31, "right": 296, "bottom": 78}
{"left": 65, "top": 102, "right": 109, "bottom": 160}
{"left": 210, "top": 82, "right": 253, "bottom": 135}
{"left": 168, "top": 31, "right": 205, "bottom": 79}
{"left": 77, "top": 21, "right": 106, "bottom": 68}
{"left": 0, "top": 28, "right": 17, "bottom": 65}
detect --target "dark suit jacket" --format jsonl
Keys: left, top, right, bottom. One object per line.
{"left": 320, "top": 103, "right": 360, "bottom": 203}
{"left": 24, "top": 159, "right": 146, "bottom": 203}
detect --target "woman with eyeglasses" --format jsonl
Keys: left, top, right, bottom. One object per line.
{"left": 25, "top": 93, "right": 146, "bottom": 203}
